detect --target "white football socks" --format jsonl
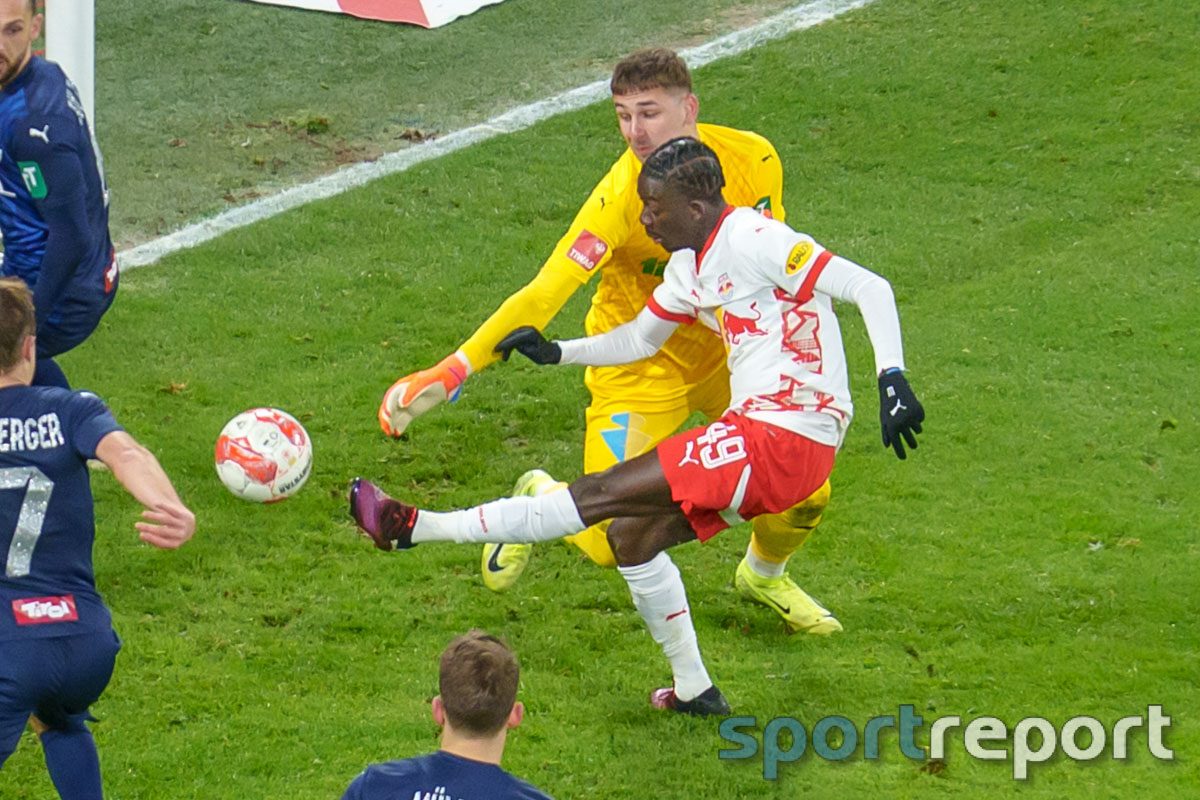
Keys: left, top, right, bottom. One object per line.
{"left": 745, "top": 543, "right": 787, "bottom": 578}
{"left": 619, "top": 552, "right": 712, "bottom": 702}
{"left": 410, "top": 487, "right": 585, "bottom": 545}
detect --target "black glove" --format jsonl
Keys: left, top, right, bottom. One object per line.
{"left": 878, "top": 369, "right": 924, "bottom": 460}
{"left": 495, "top": 326, "right": 562, "bottom": 365}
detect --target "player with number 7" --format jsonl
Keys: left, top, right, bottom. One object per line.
{"left": 0, "top": 277, "right": 195, "bottom": 796}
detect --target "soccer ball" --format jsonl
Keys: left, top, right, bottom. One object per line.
{"left": 214, "top": 408, "right": 313, "bottom": 503}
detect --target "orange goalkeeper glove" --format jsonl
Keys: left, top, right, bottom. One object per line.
{"left": 378, "top": 352, "right": 472, "bottom": 437}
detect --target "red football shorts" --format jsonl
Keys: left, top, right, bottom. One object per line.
{"left": 656, "top": 412, "right": 836, "bottom": 541}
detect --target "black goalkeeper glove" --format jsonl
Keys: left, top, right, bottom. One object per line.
{"left": 878, "top": 369, "right": 924, "bottom": 460}
{"left": 495, "top": 326, "right": 562, "bottom": 365}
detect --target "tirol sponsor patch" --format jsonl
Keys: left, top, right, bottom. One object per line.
{"left": 13, "top": 595, "right": 78, "bottom": 625}
{"left": 566, "top": 229, "right": 608, "bottom": 271}
{"left": 785, "top": 241, "right": 814, "bottom": 275}
{"left": 18, "top": 162, "right": 46, "bottom": 199}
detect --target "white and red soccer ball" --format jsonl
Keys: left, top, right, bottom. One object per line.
{"left": 214, "top": 408, "right": 313, "bottom": 503}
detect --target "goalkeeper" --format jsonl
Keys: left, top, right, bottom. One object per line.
{"left": 379, "top": 49, "right": 837, "bottom": 635}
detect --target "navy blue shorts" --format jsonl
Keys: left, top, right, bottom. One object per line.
{"left": 0, "top": 629, "right": 121, "bottom": 766}
{"left": 35, "top": 280, "right": 118, "bottom": 359}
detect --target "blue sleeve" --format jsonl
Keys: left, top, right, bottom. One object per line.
{"left": 9, "top": 112, "right": 92, "bottom": 327}
{"left": 61, "top": 390, "right": 122, "bottom": 460}
{"left": 339, "top": 770, "right": 367, "bottom": 800}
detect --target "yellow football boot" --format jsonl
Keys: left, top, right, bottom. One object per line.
{"left": 480, "top": 469, "right": 564, "bottom": 591}
{"left": 734, "top": 558, "right": 842, "bottom": 635}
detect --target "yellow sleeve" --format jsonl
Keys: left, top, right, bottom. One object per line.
{"left": 458, "top": 161, "right": 634, "bottom": 370}
{"left": 761, "top": 139, "right": 786, "bottom": 224}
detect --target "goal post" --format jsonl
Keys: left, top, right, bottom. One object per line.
{"left": 44, "top": 0, "right": 95, "bottom": 125}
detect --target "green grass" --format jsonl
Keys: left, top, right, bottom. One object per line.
{"left": 95, "top": 0, "right": 796, "bottom": 246}
{"left": 3, "top": 0, "right": 1199, "bottom": 797}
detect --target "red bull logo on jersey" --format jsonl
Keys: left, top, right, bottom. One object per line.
{"left": 12, "top": 595, "right": 78, "bottom": 625}
{"left": 566, "top": 229, "right": 608, "bottom": 271}
{"left": 717, "top": 273, "right": 734, "bottom": 300}
{"left": 718, "top": 302, "right": 769, "bottom": 347}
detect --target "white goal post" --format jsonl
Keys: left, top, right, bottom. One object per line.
{"left": 44, "top": 0, "right": 95, "bottom": 125}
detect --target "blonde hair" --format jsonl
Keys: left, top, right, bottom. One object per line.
{"left": 0, "top": 277, "right": 35, "bottom": 372}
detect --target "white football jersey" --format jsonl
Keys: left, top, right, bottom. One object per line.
{"left": 646, "top": 206, "right": 852, "bottom": 446}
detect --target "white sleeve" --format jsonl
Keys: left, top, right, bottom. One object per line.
{"left": 814, "top": 255, "right": 906, "bottom": 374}
{"left": 557, "top": 306, "right": 679, "bottom": 367}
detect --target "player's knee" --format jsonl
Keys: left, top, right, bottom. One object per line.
{"left": 781, "top": 480, "right": 832, "bottom": 529}
{"left": 606, "top": 523, "right": 647, "bottom": 568}
{"left": 569, "top": 469, "right": 624, "bottom": 522}
{"left": 607, "top": 518, "right": 681, "bottom": 568}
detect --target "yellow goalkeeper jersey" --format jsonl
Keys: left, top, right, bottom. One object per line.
{"left": 459, "top": 122, "right": 785, "bottom": 389}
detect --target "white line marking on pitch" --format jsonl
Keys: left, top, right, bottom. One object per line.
{"left": 120, "top": 0, "right": 874, "bottom": 269}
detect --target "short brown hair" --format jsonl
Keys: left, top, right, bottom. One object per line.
{"left": 0, "top": 277, "right": 35, "bottom": 372}
{"left": 438, "top": 630, "right": 519, "bottom": 736}
{"left": 610, "top": 48, "right": 692, "bottom": 96}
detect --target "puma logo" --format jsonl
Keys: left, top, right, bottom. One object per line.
{"left": 28, "top": 125, "right": 50, "bottom": 144}
{"left": 678, "top": 441, "right": 700, "bottom": 467}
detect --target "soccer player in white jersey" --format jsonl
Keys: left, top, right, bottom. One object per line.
{"left": 349, "top": 138, "right": 924, "bottom": 715}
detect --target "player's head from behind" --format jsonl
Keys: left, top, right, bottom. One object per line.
{"left": 611, "top": 48, "right": 700, "bottom": 163}
{"left": 637, "top": 137, "right": 726, "bottom": 253}
{"left": 433, "top": 629, "right": 523, "bottom": 738}
{"left": 0, "top": 276, "right": 36, "bottom": 382}
{"left": 0, "top": 0, "right": 41, "bottom": 90}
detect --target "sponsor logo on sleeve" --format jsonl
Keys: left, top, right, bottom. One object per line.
{"left": 105, "top": 250, "right": 119, "bottom": 293}
{"left": 785, "top": 241, "right": 814, "bottom": 275}
{"left": 18, "top": 162, "right": 47, "bottom": 199}
{"left": 566, "top": 229, "right": 608, "bottom": 271}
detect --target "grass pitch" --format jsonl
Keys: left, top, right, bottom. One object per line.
{"left": 3, "top": 0, "right": 1198, "bottom": 797}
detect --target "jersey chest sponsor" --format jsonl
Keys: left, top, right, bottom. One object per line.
{"left": 0, "top": 413, "right": 66, "bottom": 453}
{"left": 12, "top": 594, "right": 78, "bottom": 625}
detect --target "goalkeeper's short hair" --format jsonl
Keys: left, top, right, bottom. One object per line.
{"left": 610, "top": 48, "right": 692, "bottom": 96}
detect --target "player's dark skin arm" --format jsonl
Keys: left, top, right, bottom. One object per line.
{"left": 568, "top": 450, "right": 697, "bottom": 567}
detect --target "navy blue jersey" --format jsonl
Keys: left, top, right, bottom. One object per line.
{"left": 342, "top": 751, "right": 554, "bottom": 800}
{"left": 0, "top": 57, "right": 115, "bottom": 329}
{"left": 0, "top": 384, "right": 122, "bottom": 641}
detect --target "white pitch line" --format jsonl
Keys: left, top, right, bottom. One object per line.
{"left": 119, "top": 0, "right": 875, "bottom": 269}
